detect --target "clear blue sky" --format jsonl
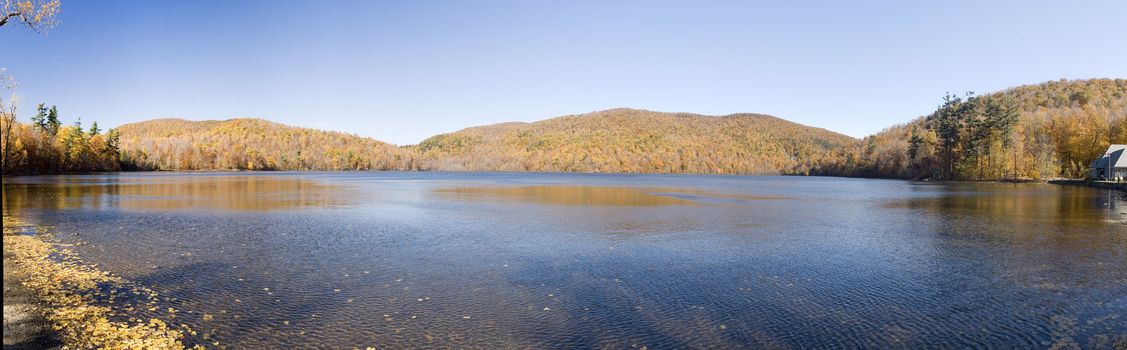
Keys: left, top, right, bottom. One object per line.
{"left": 2, "top": 0, "right": 1125, "bottom": 145}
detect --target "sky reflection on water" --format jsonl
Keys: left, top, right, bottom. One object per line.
{"left": 3, "top": 173, "right": 1125, "bottom": 349}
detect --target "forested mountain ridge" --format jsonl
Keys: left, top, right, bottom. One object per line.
{"left": 11, "top": 109, "right": 860, "bottom": 175}
{"left": 828, "top": 78, "right": 1127, "bottom": 180}
{"left": 4, "top": 78, "right": 1123, "bottom": 178}
{"left": 114, "top": 118, "right": 416, "bottom": 171}
{"left": 416, "top": 108, "right": 859, "bottom": 174}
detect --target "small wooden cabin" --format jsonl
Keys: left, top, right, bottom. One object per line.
{"left": 1089, "top": 144, "right": 1127, "bottom": 180}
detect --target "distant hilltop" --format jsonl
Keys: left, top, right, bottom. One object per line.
{"left": 4, "top": 78, "right": 1125, "bottom": 180}
{"left": 413, "top": 108, "right": 857, "bottom": 174}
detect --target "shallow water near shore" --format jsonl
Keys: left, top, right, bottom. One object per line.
{"left": 3, "top": 172, "right": 1126, "bottom": 348}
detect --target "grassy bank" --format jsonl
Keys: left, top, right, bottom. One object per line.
{"left": 2, "top": 216, "right": 199, "bottom": 349}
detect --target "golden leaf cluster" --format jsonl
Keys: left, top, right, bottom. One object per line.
{"left": 1, "top": 0, "right": 60, "bottom": 32}
{"left": 3, "top": 216, "right": 202, "bottom": 349}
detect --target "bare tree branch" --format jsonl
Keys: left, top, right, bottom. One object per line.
{"left": 0, "top": 11, "right": 19, "bottom": 27}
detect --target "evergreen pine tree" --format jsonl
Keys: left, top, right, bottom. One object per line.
{"left": 45, "top": 105, "right": 60, "bottom": 136}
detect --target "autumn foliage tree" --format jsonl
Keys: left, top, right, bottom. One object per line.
{"left": 1, "top": 104, "right": 121, "bottom": 174}
{"left": 1, "top": 0, "right": 60, "bottom": 32}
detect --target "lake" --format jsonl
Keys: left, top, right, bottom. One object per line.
{"left": 3, "top": 172, "right": 1125, "bottom": 349}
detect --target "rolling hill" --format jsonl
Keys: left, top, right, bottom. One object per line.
{"left": 415, "top": 108, "right": 859, "bottom": 174}
{"left": 115, "top": 118, "right": 416, "bottom": 171}
{"left": 111, "top": 109, "right": 860, "bottom": 175}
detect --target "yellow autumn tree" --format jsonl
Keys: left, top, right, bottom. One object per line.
{"left": 1, "top": 0, "right": 60, "bottom": 32}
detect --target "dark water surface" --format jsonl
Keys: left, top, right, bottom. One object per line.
{"left": 4, "top": 172, "right": 1126, "bottom": 349}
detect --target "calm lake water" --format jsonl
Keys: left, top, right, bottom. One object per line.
{"left": 3, "top": 172, "right": 1126, "bottom": 349}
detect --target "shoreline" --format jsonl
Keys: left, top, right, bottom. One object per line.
{"left": 1047, "top": 179, "right": 1127, "bottom": 191}
{"left": 3, "top": 222, "right": 61, "bottom": 349}
{"left": 6, "top": 170, "right": 1125, "bottom": 196}
{"left": 1, "top": 216, "right": 199, "bottom": 350}
{"left": 0, "top": 168, "right": 1096, "bottom": 180}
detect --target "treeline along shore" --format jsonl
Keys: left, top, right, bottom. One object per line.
{"left": 2, "top": 78, "right": 1125, "bottom": 181}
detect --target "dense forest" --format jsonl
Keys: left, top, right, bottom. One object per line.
{"left": 3, "top": 79, "right": 1125, "bottom": 179}
{"left": 114, "top": 118, "right": 415, "bottom": 171}
{"left": 415, "top": 108, "right": 856, "bottom": 174}
{"left": 3, "top": 108, "right": 854, "bottom": 175}
{"left": 823, "top": 78, "right": 1127, "bottom": 180}
{"left": 1, "top": 104, "right": 121, "bottom": 174}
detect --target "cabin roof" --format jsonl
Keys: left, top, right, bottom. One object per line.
{"left": 1092, "top": 144, "right": 1127, "bottom": 168}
